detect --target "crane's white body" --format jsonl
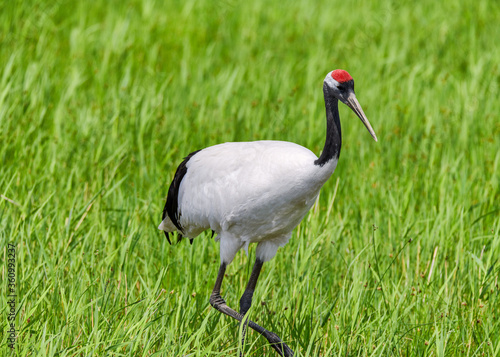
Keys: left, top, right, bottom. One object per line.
{"left": 159, "top": 140, "right": 338, "bottom": 263}
{"left": 158, "top": 70, "right": 376, "bottom": 357}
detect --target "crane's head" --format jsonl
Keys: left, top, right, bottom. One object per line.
{"left": 324, "top": 69, "right": 378, "bottom": 142}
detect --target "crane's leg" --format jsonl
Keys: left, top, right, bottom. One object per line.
{"left": 238, "top": 258, "right": 263, "bottom": 356}
{"left": 210, "top": 263, "right": 294, "bottom": 357}
{"left": 239, "top": 258, "right": 263, "bottom": 315}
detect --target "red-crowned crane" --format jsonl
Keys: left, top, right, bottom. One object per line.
{"left": 159, "top": 70, "right": 377, "bottom": 357}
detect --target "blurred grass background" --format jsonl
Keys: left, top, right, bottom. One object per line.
{"left": 1, "top": 0, "right": 499, "bottom": 355}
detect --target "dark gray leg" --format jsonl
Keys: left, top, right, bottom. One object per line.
{"left": 239, "top": 258, "right": 264, "bottom": 356}
{"left": 209, "top": 263, "right": 294, "bottom": 357}
{"left": 240, "top": 258, "right": 264, "bottom": 315}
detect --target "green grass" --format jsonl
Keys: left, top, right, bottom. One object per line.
{"left": 1, "top": 0, "right": 500, "bottom": 355}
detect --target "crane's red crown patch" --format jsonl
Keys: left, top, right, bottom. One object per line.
{"left": 331, "top": 70, "right": 353, "bottom": 83}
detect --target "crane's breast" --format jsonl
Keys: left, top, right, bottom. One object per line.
{"left": 176, "top": 141, "right": 323, "bottom": 238}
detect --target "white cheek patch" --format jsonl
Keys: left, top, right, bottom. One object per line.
{"left": 324, "top": 73, "right": 340, "bottom": 89}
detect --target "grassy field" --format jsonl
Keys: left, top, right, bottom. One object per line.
{"left": 1, "top": 0, "right": 500, "bottom": 355}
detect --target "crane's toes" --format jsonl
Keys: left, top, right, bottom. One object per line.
{"left": 281, "top": 344, "right": 294, "bottom": 357}
{"left": 209, "top": 293, "right": 228, "bottom": 311}
{"left": 274, "top": 343, "right": 294, "bottom": 357}
{"left": 267, "top": 332, "right": 294, "bottom": 357}
{"left": 272, "top": 343, "right": 294, "bottom": 357}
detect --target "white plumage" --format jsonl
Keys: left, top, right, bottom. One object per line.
{"left": 158, "top": 69, "right": 377, "bottom": 357}
{"left": 159, "top": 140, "right": 338, "bottom": 263}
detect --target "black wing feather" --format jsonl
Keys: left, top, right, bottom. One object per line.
{"left": 162, "top": 149, "right": 202, "bottom": 233}
{"left": 164, "top": 232, "right": 172, "bottom": 245}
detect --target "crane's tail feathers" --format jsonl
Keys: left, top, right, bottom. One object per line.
{"left": 158, "top": 219, "right": 172, "bottom": 231}
{"left": 161, "top": 229, "right": 186, "bottom": 245}
{"left": 160, "top": 228, "right": 185, "bottom": 245}
{"left": 159, "top": 219, "right": 179, "bottom": 245}
{"left": 158, "top": 219, "right": 204, "bottom": 246}
{"left": 164, "top": 231, "right": 172, "bottom": 245}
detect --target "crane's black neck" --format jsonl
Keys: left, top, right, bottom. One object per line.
{"left": 314, "top": 83, "right": 342, "bottom": 167}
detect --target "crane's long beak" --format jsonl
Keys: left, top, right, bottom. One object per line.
{"left": 345, "top": 93, "right": 378, "bottom": 142}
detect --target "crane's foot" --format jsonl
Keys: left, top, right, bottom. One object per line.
{"left": 239, "top": 331, "right": 293, "bottom": 357}
{"left": 210, "top": 262, "right": 294, "bottom": 357}
{"left": 267, "top": 331, "right": 294, "bottom": 357}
